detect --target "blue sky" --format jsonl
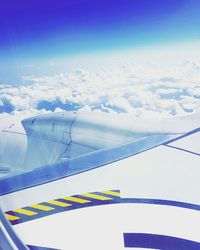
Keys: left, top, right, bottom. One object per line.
{"left": 1, "top": 0, "right": 200, "bottom": 84}
{"left": 1, "top": 0, "right": 200, "bottom": 117}
{"left": 1, "top": 0, "right": 200, "bottom": 63}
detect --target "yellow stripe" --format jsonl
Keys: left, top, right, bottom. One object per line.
{"left": 47, "top": 200, "right": 72, "bottom": 207}
{"left": 100, "top": 190, "right": 120, "bottom": 197}
{"left": 6, "top": 214, "right": 20, "bottom": 221}
{"left": 63, "top": 196, "right": 91, "bottom": 204}
{"left": 13, "top": 208, "right": 37, "bottom": 216}
{"left": 80, "top": 193, "right": 112, "bottom": 201}
{"left": 30, "top": 204, "right": 54, "bottom": 211}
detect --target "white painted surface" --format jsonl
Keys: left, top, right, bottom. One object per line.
{"left": 1, "top": 112, "right": 200, "bottom": 249}
{"left": 14, "top": 203, "right": 200, "bottom": 250}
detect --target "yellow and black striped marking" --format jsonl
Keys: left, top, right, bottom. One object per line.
{"left": 5, "top": 190, "right": 121, "bottom": 225}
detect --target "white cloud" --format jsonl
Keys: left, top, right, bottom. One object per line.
{"left": 1, "top": 43, "right": 200, "bottom": 119}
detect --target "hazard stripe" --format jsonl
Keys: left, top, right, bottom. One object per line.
{"left": 6, "top": 191, "right": 200, "bottom": 227}
{"left": 62, "top": 196, "right": 91, "bottom": 204}
{"left": 80, "top": 193, "right": 113, "bottom": 201}
{"left": 100, "top": 190, "right": 121, "bottom": 197}
{"left": 13, "top": 208, "right": 37, "bottom": 216}
{"left": 5, "top": 214, "right": 20, "bottom": 221}
{"left": 47, "top": 200, "right": 72, "bottom": 207}
{"left": 6, "top": 190, "right": 120, "bottom": 225}
{"left": 30, "top": 204, "right": 54, "bottom": 211}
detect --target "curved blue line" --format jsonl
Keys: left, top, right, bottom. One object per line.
{"left": 9, "top": 197, "right": 200, "bottom": 226}
{"left": 27, "top": 245, "right": 59, "bottom": 250}
{"left": 122, "top": 198, "right": 200, "bottom": 211}
{"left": 123, "top": 233, "right": 200, "bottom": 249}
{"left": 165, "top": 144, "right": 200, "bottom": 156}
{"left": 164, "top": 127, "right": 200, "bottom": 145}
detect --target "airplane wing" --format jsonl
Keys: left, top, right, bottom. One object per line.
{"left": 0, "top": 112, "right": 200, "bottom": 250}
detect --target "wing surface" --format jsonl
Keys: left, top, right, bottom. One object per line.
{"left": 1, "top": 112, "right": 200, "bottom": 249}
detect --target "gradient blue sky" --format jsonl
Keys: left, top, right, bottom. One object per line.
{"left": 1, "top": 0, "right": 200, "bottom": 116}
{"left": 0, "top": 0, "right": 200, "bottom": 76}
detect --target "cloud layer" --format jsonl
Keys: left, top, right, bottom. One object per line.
{"left": 1, "top": 58, "right": 200, "bottom": 119}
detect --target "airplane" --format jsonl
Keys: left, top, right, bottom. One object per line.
{"left": 0, "top": 111, "right": 200, "bottom": 250}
